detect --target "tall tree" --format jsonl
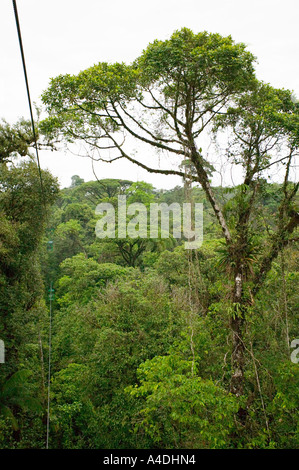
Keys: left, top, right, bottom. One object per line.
{"left": 0, "top": 121, "right": 59, "bottom": 442}
{"left": 40, "top": 28, "right": 298, "bottom": 410}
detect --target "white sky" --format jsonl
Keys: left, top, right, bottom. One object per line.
{"left": 1, "top": 0, "right": 298, "bottom": 188}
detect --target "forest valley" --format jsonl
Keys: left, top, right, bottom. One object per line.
{"left": 0, "top": 28, "right": 298, "bottom": 449}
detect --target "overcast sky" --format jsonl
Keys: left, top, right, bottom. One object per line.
{"left": 1, "top": 0, "right": 298, "bottom": 188}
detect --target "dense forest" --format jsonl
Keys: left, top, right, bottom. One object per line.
{"left": 0, "top": 28, "right": 298, "bottom": 449}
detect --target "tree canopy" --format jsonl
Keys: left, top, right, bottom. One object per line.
{"left": 41, "top": 27, "right": 298, "bottom": 400}
{"left": 0, "top": 27, "right": 298, "bottom": 450}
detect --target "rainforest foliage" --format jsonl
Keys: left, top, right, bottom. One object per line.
{"left": 0, "top": 172, "right": 298, "bottom": 449}
{"left": 0, "top": 28, "right": 298, "bottom": 449}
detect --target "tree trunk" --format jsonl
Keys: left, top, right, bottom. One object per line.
{"left": 230, "top": 272, "right": 245, "bottom": 397}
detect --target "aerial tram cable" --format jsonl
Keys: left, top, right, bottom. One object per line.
{"left": 47, "top": 282, "right": 54, "bottom": 449}
{"left": 12, "top": 0, "right": 45, "bottom": 206}
{"left": 12, "top": 0, "right": 53, "bottom": 448}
